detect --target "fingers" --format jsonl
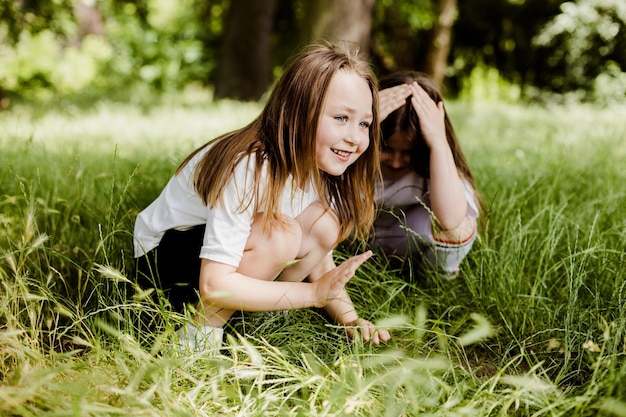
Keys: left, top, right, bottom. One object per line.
{"left": 408, "top": 82, "right": 440, "bottom": 114}
{"left": 346, "top": 319, "right": 391, "bottom": 345}
{"left": 377, "top": 328, "right": 391, "bottom": 343}
{"left": 379, "top": 84, "right": 411, "bottom": 121}
{"left": 407, "top": 82, "right": 446, "bottom": 147}
{"left": 348, "top": 250, "right": 373, "bottom": 269}
{"left": 315, "top": 251, "right": 372, "bottom": 308}
{"left": 335, "top": 250, "right": 372, "bottom": 287}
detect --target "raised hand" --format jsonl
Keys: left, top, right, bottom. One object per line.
{"left": 313, "top": 251, "right": 373, "bottom": 308}
{"left": 379, "top": 84, "right": 411, "bottom": 121}
{"left": 408, "top": 82, "right": 447, "bottom": 149}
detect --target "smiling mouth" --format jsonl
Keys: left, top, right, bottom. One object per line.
{"left": 332, "top": 149, "right": 351, "bottom": 158}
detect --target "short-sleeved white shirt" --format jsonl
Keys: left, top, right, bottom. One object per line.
{"left": 374, "top": 171, "right": 479, "bottom": 219}
{"left": 133, "top": 144, "right": 319, "bottom": 267}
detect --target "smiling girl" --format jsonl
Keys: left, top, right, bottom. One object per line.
{"left": 133, "top": 42, "right": 390, "bottom": 352}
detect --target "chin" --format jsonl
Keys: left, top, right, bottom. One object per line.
{"left": 320, "top": 166, "right": 347, "bottom": 176}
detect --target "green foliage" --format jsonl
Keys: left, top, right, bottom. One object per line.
{"left": 0, "top": 0, "right": 221, "bottom": 100}
{"left": 533, "top": 0, "right": 626, "bottom": 101}
{"left": 458, "top": 62, "right": 522, "bottom": 103}
{"left": 1, "top": 0, "right": 625, "bottom": 104}
{"left": 0, "top": 29, "right": 113, "bottom": 99}
{"left": 377, "top": 0, "right": 436, "bottom": 30}
{"left": 371, "top": 0, "right": 437, "bottom": 72}
{"left": 100, "top": 0, "right": 209, "bottom": 91}
{"left": 0, "top": 0, "right": 75, "bottom": 43}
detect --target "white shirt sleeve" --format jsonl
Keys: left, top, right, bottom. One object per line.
{"left": 199, "top": 155, "right": 260, "bottom": 267}
{"left": 134, "top": 146, "right": 319, "bottom": 266}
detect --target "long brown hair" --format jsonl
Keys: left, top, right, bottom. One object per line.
{"left": 380, "top": 71, "right": 480, "bottom": 208}
{"left": 177, "top": 41, "right": 381, "bottom": 242}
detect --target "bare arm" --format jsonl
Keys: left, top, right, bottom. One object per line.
{"left": 409, "top": 82, "right": 468, "bottom": 232}
{"left": 307, "top": 252, "right": 391, "bottom": 345}
{"left": 198, "top": 251, "right": 373, "bottom": 312}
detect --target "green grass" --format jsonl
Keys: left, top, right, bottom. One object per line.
{"left": 1, "top": 93, "right": 626, "bottom": 416}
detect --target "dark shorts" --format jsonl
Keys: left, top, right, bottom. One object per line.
{"left": 136, "top": 225, "right": 206, "bottom": 313}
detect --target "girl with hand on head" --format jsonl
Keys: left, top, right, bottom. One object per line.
{"left": 373, "top": 71, "right": 480, "bottom": 280}
{"left": 133, "top": 42, "right": 390, "bottom": 352}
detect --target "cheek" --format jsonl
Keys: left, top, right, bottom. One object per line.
{"left": 358, "top": 133, "right": 370, "bottom": 153}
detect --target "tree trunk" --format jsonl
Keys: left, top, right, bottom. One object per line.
{"left": 425, "top": 0, "right": 458, "bottom": 89}
{"left": 303, "top": 0, "right": 374, "bottom": 54}
{"left": 214, "top": 0, "right": 277, "bottom": 101}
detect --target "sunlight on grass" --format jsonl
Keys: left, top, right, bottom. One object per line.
{"left": 1, "top": 96, "right": 626, "bottom": 415}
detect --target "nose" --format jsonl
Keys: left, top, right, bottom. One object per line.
{"left": 390, "top": 152, "right": 404, "bottom": 168}
{"left": 344, "top": 133, "right": 361, "bottom": 147}
{"left": 343, "top": 123, "right": 364, "bottom": 147}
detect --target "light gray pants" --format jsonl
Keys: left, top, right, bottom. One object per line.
{"left": 372, "top": 205, "right": 476, "bottom": 277}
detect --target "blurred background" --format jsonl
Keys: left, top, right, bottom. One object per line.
{"left": 1, "top": 0, "right": 624, "bottom": 108}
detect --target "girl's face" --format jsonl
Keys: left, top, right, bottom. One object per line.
{"left": 316, "top": 70, "right": 373, "bottom": 176}
{"left": 380, "top": 131, "right": 412, "bottom": 181}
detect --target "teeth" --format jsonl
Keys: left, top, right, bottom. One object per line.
{"left": 332, "top": 149, "right": 350, "bottom": 157}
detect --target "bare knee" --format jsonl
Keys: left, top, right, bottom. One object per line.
{"left": 241, "top": 213, "right": 302, "bottom": 279}
{"left": 255, "top": 214, "right": 302, "bottom": 260}
{"left": 298, "top": 202, "right": 340, "bottom": 257}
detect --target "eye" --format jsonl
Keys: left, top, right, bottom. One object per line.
{"left": 359, "top": 121, "right": 371, "bottom": 129}
{"left": 334, "top": 115, "right": 348, "bottom": 123}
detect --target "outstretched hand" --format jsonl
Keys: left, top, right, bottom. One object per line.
{"left": 313, "top": 250, "right": 373, "bottom": 309}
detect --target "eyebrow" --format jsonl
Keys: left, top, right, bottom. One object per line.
{"left": 334, "top": 105, "right": 373, "bottom": 119}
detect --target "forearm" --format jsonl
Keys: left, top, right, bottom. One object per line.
{"left": 428, "top": 144, "right": 468, "bottom": 230}
{"left": 200, "top": 267, "right": 316, "bottom": 312}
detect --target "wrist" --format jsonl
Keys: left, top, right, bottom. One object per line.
{"left": 428, "top": 139, "right": 451, "bottom": 153}
{"left": 337, "top": 314, "right": 360, "bottom": 327}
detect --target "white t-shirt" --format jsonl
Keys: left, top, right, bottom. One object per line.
{"left": 375, "top": 171, "right": 479, "bottom": 219}
{"left": 133, "top": 144, "right": 319, "bottom": 267}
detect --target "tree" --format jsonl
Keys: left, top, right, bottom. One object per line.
{"left": 424, "top": 0, "right": 458, "bottom": 89}
{"left": 213, "top": 0, "right": 277, "bottom": 101}
{"left": 301, "top": 0, "right": 375, "bottom": 53}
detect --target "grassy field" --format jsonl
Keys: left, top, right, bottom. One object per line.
{"left": 1, "top": 92, "right": 625, "bottom": 416}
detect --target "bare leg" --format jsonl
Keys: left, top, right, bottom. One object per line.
{"left": 197, "top": 202, "right": 340, "bottom": 326}
{"left": 196, "top": 212, "right": 303, "bottom": 327}
{"left": 278, "top": 202, "right": 340, "bottom": 283}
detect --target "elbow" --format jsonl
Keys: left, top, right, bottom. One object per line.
{"left": 434, "top": 216, "right": 476, "bottom": 244}
{"left": 436, "top": 210, "right": 466, "bottom": 232}
{"left": 199, "top": 276, "right": 231, "bottom": 306}
{"left": 438, "top": 217, "right": 464, "bottom": 232}
{"left": 199, "top": 259, "right": 238, "bottom": 306}
{"left": 434, "top": 200, "right": 468, "bottom": 231}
